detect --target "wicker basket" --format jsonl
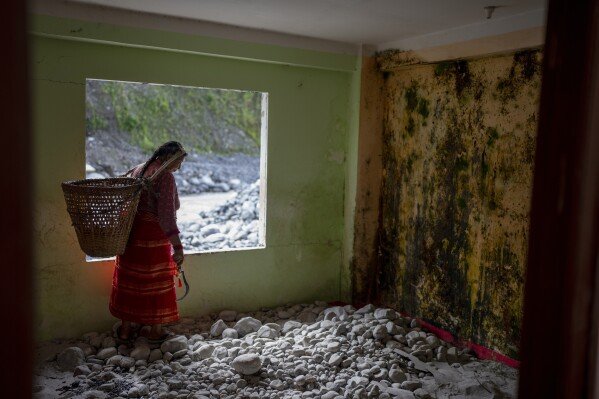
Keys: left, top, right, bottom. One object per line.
{"left": 62, "top": 177, "right": 144, "bottom": 257}
{"left": 62, "top": 153, "right": 184, "bottom": 257}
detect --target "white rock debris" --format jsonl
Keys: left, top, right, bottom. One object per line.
{"left": 179, "top": 180, "right": 261, "bottom": 253}
{"left": 34, "top": 302, "right": 518, "bottom": 399}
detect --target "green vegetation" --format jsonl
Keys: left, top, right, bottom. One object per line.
{"left": 86, "top": 112, "right": 108, "bottom": 132}
{"left": 85, "top": 80, "right": 262, "bottom": 155}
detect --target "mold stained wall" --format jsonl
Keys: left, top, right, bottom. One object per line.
{"left": 371, "top": 51, "right": 542, "bottom": 358}
{"left": 31, "top": 15, "right": 361, "bottom": 340}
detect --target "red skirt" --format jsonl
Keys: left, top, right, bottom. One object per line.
{"left": 109, "top": 211, "right": 179, "bottom": 325}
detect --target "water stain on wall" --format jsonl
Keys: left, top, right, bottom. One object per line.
{"left": 373, "top": 50, "right": 541, "bottom": 358}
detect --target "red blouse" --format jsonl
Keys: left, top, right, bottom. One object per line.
{"left": 130, "top": 161, "right": 180, "bottom": 238}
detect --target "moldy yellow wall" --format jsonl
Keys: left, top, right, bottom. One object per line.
{"left": 356, "top": 50, "right": 542, "bottom": 358}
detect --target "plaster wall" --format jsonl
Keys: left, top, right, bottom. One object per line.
{"left": 31, "top": 15, "right": 359, "bottom": 340}
{"left": 355, "top": 50, "right": 541, "bottom": 358}
{"left": 351, "top": 56, "right": 384, "bottom": 302}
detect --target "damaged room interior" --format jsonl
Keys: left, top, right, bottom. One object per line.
{"left": 11, "top": 0, "right": 599, "bottom": 398}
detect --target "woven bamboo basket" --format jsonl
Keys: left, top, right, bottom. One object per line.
{"left": 62, "top": 177, "right": 144, "bottom": 257}
{"left": 62, "top": 153, "right": 183, "bottom": 257}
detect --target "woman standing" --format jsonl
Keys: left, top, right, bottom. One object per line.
{"left": 109, "top": 141, "right": 187, "bottom": 342}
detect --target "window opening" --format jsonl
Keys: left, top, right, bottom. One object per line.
{"left": 85, "top": 78, "right": 267, "bottom": 260}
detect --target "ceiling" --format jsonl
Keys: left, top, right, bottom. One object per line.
{"left": 45, "top": 0, "right": 547, "bottom": 53}
{"left": 68, "top": 0, "right": 546, "bottom": 45}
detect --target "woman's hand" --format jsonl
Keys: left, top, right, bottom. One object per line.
{"left": 170, "top": 236, "right": 184, "bottom": 269}
{"left": 173, "top": 248, "right": 184, "bottom": 268}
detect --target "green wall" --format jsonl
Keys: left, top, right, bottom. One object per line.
{"left": 31, "top": 15, "right": 359, "bottom": 340}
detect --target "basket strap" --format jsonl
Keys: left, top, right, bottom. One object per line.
{"left": 122, "top": 164, "right": 142, "bottom": 177}
{"left": 147, "top": 152, "right": 186, "bottom": 183}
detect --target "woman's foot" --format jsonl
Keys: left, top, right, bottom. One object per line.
{"left": 139, "top": 324, "right": 172, "bottom": 341}
{"left": 115, "top": 321, "right": 132, "bottom": 341}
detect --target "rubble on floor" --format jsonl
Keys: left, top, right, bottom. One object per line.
{"left": 34, "top": 303, "right": 518, "bottom": 399}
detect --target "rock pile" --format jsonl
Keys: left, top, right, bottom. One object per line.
{"left": 179, "top": 180, "right": 261, "bottom": 252}
{"left": 173, "top": 153, "right": 259, "bottom": 196}
{"left": 36, "top": 302, "right": 518, "bottom": 399}
{"left": 85, "top": 146, "right": 260, "bottom": 197}
{"left": 86, "top": 153, "right": 262, "bottom": 254}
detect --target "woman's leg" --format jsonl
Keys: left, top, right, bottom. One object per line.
{"left": 119, "top": 320, "right": 132, "bottom": 339}
{"left": 148, "top": 323, "right": 163, "bottom": 339}
{"left": 139, "top": 324, "right": 168, "bottom": 339}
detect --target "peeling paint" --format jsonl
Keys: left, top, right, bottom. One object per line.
{"left": 369, "top": 51, "right": 541, "bottom": 358}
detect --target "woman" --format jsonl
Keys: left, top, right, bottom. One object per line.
{"left": 109, "top": 141, "right": 187, "bottom": 342}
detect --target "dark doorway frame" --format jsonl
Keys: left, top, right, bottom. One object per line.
{"left": 518, "top": 0, "right": 599, "bottom": 397}
{"left": 2, "top": 1, "right": 33, "bottom": 398}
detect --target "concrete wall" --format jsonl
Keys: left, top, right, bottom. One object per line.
{"left": 31, "top": 15, "right": 360, "bottom": 340}
{"left": 353, "top": 50, "right": 542, "bottom": 358}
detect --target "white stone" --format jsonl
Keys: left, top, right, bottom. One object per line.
{"left": 373, "top": 325, "right": 388, "bottom": 340}
{"left": 148, "top": 349, "right": 162, "bottom": 363}
{"left": 210, "top": 319, "right": 227, "bottom": 337}
{"left": 354, "top": 303, "right": 376, "bottom": 314}
{"left": 231, "top": 353, "right": 262, "bottom": 375}
{"left": 326, "top": 341, "right": 341, "bottom": 352}
{"left": 282, "top": 320, "right": 302, "bottom": 334}
{"left": 194, "top": 344, "right": 215, "bottom": 360}
{"left": 233, "top": 317, "right": 262, "bottom": 337}
{"left": 257, "top": 325, "right": 278, "bottom": 339}
{"left": 222, "top": 328, "right": 239, "bottom": 339}
{"left": 328, "top": 354, "right": 343, "bottom": 367}
{"left": 374, "top": 308, "right": 397, "bottom": 320}
{"left": 57, "top": 347, "right": 85, "bottom": 371}
{"left": 402, "top": 380, "right": 423, "bottom": 391}
{"left": 389, "top": 369, "right": 407, "bottom": 383}
{"left": 130, "top": 346, "right": 150, "bottom": 361}
{"left": 160, "top": 336, "right": 188, "bottom": 354}
{"left": 324, "top": 306, "right": 347, "bottom": 319}
{"left": 97, "top": 347, "right": 117, "bottom": 360}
